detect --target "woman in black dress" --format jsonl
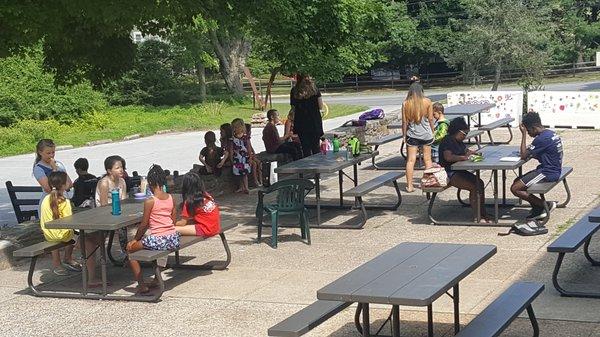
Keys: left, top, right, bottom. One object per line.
{"left": 290, "top": 75, "right": 324, "bottom": 157}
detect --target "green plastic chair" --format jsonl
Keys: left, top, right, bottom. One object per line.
{"left": 256, "top": 178, "right": 314, "bottom": 248}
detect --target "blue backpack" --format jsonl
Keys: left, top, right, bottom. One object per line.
{"left": 358, "top": 108, "right": 385, "bottom": 121}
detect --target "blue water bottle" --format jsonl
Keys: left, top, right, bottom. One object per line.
{"left": 111, "top": 189, "right": 121, "bottom": 215}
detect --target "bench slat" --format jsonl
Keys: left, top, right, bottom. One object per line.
{"left": 14, "top": 199, "right": 40, "bottom": 206}
{"left": 479, "top": 117, "right": 515, "bottom": 131}
{"left": 547, "top": 217, "right": 600, "bottom": 253}
{"left": 13, "top": 241, "right": 68, "bottom": 258}
{"left": 465, "top": 130, "right": 484, "bottom": 139}
{"left": 422, "top": 185, "right": 450, "bottom": 193}
{"left": 129, "top": 222, "right": 237, "bottom": 262}
{"left": 455, "top": 282, "right": 544, "bottom": 337}
{"left": 527, "top": 167, "right": 573, "bottom": 194}
{"left": 268, "top": 300, "right": 350, "bottom": 337}
{"left": 368, "top": 133, "right": 403, "bottom": 146}
{"left": 345, "top": 172, "right": 404, "bottom": 197}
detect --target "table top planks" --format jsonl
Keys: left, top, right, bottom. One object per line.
{"left": 451, "top": 145, "right": 527, "bottom": 171}
{"left": 274, "top": 151, "right": 378, "bottom": 174}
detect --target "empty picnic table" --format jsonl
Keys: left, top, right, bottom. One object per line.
{"left": 317, "top": 242, "right": 497, "bottom": 337}
{"left": 444, "top": 103, "right": 495, "bottom": 128}
{"left": 590, "top": 208, "right": 600, "bottom": 223}
{"left": 274, "top": 150, "right": 377, "bottom": 228}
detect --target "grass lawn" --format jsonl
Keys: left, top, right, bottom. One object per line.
{"left": 0, "top": 101, "right": 366, "bottom": 158}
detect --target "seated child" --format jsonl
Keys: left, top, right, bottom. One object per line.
{"left": 199, "top": 131, "right": 227, "bottom": 176}
{"left": 219, "top": 123, "right": 233, "bottom": 166}
{"left": 431, "top": 102, "right": 449, "bottom": 163}
{"left": 245, "top": 122, "right": 263, "bottom": 187}
{"left": 72, "top": 157, "right": 97, "bottom": 207}
{"left": 41, "top": 171, "right": 103, "bottom": 286}
{"left": 126, "top": 164, "right": 180, "bottom": 293}
{"left": 175, "top": 172, "right": 221, "bottom": 237}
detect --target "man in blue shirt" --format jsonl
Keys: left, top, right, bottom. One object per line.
{"left": 510, "top": 112, "right": 563, "bottom": 226}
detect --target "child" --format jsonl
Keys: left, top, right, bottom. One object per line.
{"left": 199, "top": 131, "right": 227, "bottom": 176}
{"left": 96, "top": 155, "right": 128, "bottom": 256}
{"left": 41, "top": 172, "right": 103, "bottom": 286}
{"left": 126, "top": 165, "right": 180, "bottom": 294}
{"left": 175, "top": 172, "right": 221, "bottom": 237}
{"left": 219, "top": 123, "right": 233, "bottom": 167}
{"left": 72, "top": 158, "right": 98, "bottom": 207}
{"left": 245, "top": 123, "right": 263, "bottom": 187}
{"left": 231, "top": 118, "right": 252, "bottom": 193}
{"left": 284, "top": 109, "right": 300, "bottom": 144}
{"left": 510, "top": 112, "right": 563, "bottom": 232}
{"left": 33, "top": 139, "right": 72, "bottom": 215}
{"left": 263, "top": 109, "right": 303, "bottom": 160}
{"left": 431, "top": 102, "right": 449, "bottom": 163}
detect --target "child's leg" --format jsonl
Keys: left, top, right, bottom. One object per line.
{"left": 51, "top": 250, "right": 62, "bottom": 268}
{"left": 251, "top": 160, "right": 260, "bottom": 185}
{"left": 63, "top": 244, "right": 75, "bottom": 263}
{"left": 176, "top": 225, "right": 199, "bottom": 236}
{"left": 243, "top": 175, "right": 249, "bottom": 193}
{"left": 84, "top": 235, "right": 101, "bottom": 284}
{"left": 255, "top": 159, "right": 263, "bottom": 184}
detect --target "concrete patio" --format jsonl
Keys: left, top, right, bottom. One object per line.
{"left": 0, "top": 127, "right": 599, "bottom": 337}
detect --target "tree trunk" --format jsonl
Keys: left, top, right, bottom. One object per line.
{"left": 491, "top": 63, "right": 501, "bottom": 91}
{"left": 195, "top": 62, "right": 207, "bottom": 101}
{"left": 265, "top": 68, "right": 279, "bottom": 110}
{"left": 209, "top": 29, "right": 250, "bottom": 95}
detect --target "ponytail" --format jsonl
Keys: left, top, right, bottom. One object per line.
{"left": 47, "top": 171, "right": 68, "bottom": 219}
{"left": 49, "top": 189, "right": 65, "bottom": 220}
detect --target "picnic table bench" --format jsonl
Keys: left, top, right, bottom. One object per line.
{"left": 455, "top": 282, "right": 543, "bottom": 337}
{"left": 5, "top": 181, "right": 42, "bottom": 223}
{"left": 547, "top": 211, "right": 600, "bottom": 298}
{"left": 526, "top": 167, "right": 572, "bottom": 225}
{"left": 344, "top": 172, "right": 403, "bottom": 227}
{"left": 478, "top": 117, "right": 514, "bottom": 145}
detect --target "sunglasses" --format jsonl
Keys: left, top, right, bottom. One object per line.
{"left": 459, "top": 130, "right": 469, "bottom": 136}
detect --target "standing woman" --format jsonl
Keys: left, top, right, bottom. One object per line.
{"left": 290, "top": 74, "right": 324, "bottom": 157}
{"left": 402, "top": 83, "right": 435, "bottom": 192}
{"left": 33, "top": 139, "right": 73, "bottom": 213}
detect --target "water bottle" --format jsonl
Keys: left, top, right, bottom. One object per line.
{"left": 111, "top": 189, "right": 121, "bottom": 215}
{"left": 332, "top": 135, "right": 340, "bottom": 152}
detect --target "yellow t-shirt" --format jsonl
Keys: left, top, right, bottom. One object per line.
{"left": 40, "top": 194, "right": 74, "bottom": 243}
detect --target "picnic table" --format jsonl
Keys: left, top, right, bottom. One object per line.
{"left": 444, "top": 103, "right": 495, "bottom": 128}
{"left": 317, "top": 242, "right": 497, "bottom": 337}
{"left": 450, "top": 145, "right": 526, "bottom": 225}
{"left": 589, "top": 208, "right": 600, "bottom": 223}
{"left": 45, "top": 201, "right": 145, "bottom": 300}
{"left": 274, "top": 150, "right": 378, "bottom": 228}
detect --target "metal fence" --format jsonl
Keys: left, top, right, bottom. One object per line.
{"left": 242, "top": 61, "right": 600, "bottom": 94}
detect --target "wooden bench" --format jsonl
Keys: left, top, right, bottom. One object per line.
{"left": 526, "top": 167, "right": 573, "bottom": 225}
{"left": 547, "top": 213, "right": 600, "bottom": 298}
{"left": 455, "top": 282, "right": 544, "bottom": 337}
{"left": 344, "top": 172, "right": 403, "bottom": 228}
{"left": 478, "top": 117, "right": 514, "bottom": 145}
{"left": 6, "top": 181, "right": 42, "bottom": 223}
{"left": 268, "top": 300, "right": 351, "bottom": 336}
{"left": 13, "top": 241, "right": 71, "bottom": 297}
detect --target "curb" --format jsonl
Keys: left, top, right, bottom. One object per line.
{"left": 156, "top": 129, "right": 172, "bottom": 135}
{"left": 55, "top": 145, "right": 73, "bottom": 151}
{"left": 85, "top": 139, "right": 112, "bottom": 146}
{"left": 123, "top": 134, "right": 141, "bottom": 141}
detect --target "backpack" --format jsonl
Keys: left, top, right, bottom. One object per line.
{"left": 421, "top": 164, "right": 448, "bottom": 188}
{"left": 359, "top": 108, "right": 385, "bottom": 121}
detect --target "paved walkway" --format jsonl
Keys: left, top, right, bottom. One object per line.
{"left": 0, "top": 127, "right": 599, "bottom": 336}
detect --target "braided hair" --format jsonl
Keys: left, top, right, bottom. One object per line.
{"left": 147, "top": 164, "right": 167, "bottom": 190}
{"left": 180, "top": 172, "right": 207, "bottom": 215}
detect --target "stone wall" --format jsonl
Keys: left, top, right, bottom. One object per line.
{"left": 323, "top": 109, "right": 401, "bottom": 145}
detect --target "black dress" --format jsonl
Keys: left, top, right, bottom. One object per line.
{"left": 290, "top": 89, "right": 323, "bottom": 157}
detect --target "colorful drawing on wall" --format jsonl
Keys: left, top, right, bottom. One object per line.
{"left": 527, "top": 91, "right": 600, "bottom": 128}
{"left": 447, "top": 91, "right": 523, "bottom": 127}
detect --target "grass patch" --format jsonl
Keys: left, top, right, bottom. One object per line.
{"left": 553, "top": 217, "right": 576, "bottom": 237}
{"left": 0, "top": 101, "right": 366, "bottom": 157}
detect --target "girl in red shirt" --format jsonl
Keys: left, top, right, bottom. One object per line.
{"left": 176, "top": 172, "right": 221, "bottom": 237}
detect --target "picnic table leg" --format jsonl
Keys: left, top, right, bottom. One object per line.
{"left": 80, "top": 230, "right": 88, "bottom": 296}
{"left": 315, "top": 174, "right": 321, "bottom": 226}
{"left": 493, "top": 170, "right": 499, "bottom": 224}
{"left": 362, "top": 303, "right": 370, "bottom": 337}
{"left": 475, "top": 170, "right": 481, "bottom": 223}
{"left": 107, "top": 230, "right": 125, "bottom": 266}
{"left": 99, "top": 231, "right": 108, "bottom": 296}
{"left": 339, "top": 170, "right": 344, "bottom": 207}
{"left": 502, "top": 170, "right": 507, "bottom": 205}
{"left": 453, "top": 284, "right": 460, "bottom": 334}
{"left": 427, "top": 304, "right": 434, "bottom": 337}
{"left": 392, "top": 305, "right": 400, "bottom": 337}
{"left": 526, "top": 305, "right": 540, "bottom": 337}
{"left": 583, "top": 237, "right": 600, "bottom": 266}
{"left": 353, "top": 163, "right": 359, "bottom": 208}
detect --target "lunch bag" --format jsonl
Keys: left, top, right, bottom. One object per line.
{"left": 421, "top": 164, "right": 448, "bottom": 187}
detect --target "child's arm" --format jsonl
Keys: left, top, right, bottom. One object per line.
{"left": 170, "top": 195, "right": 177, "bottom": 225}
{"left": 434, "top": 122, "right": 448, "bottom": 143}
{"left": 401, "top": 102, "right": 407, "bottom": 141}
{"left": 97, "top": 179, "right": 109, "bottom": 206}
{"left": 199, "top": 152, "right": 208, "bottom": 167}
{"left": 217, "top": 150, "right": 228, "bottom": 168}
{"left": 427, "top": 102, "right": 435, "bottom": 133}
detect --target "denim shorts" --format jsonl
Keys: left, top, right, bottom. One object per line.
{"left": 406, "top": 136, "right": 433, "bottom": 147}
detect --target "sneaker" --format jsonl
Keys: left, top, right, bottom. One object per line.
{"left": 52, "top": 267, "right": 69, "bottom": 276}
{"left": 62, "top": 260, "right": 82, "bottom": 272}
{"left": 526, "top": 207, "right": 545, "bottom": 221}
{"left": 513, "top": 221, "right": 548, "bottom": 236}
{"left": 527, "top": 220, "right": 549, "bottom": 235}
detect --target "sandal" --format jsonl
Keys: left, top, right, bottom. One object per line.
{"left": 53, "top": 267, "right": 69, "bottom": 276}
{"left": 405, "top": 186, "right": 415, "bottom": 193}
{"left": 62, "top": 260, "right": 82, "bottom": 272}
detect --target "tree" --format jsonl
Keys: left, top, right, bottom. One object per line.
{"left": 550, "top": 0, "right": 600, "bottom": 64}
{"left": 445, "top": 0, "right": 554, "bottom": 90}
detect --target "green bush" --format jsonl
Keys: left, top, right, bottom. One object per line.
{"left": 0, "top": 46, "right": 106, "bottom": 126}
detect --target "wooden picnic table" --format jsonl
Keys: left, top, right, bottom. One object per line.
{"left": 317, "top": 242, "right": 497, "bottom": 337}
{"left": 275, "top": 150, "right": 378, "bottom": 228}
{"left": 450, "top": 145, "right": 527, "bottom": 225}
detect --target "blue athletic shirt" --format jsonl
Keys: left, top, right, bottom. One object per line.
{"left": 528, "top": 129, "right": 563, "bottom": 181}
